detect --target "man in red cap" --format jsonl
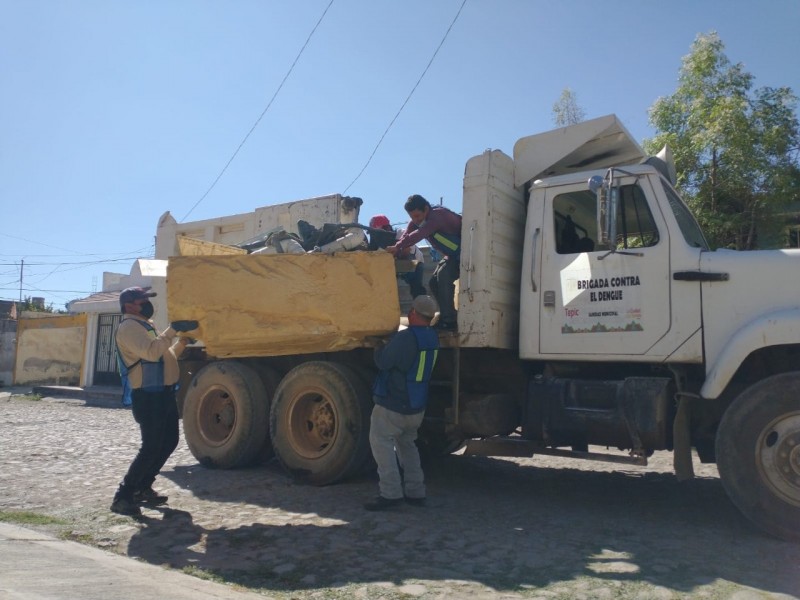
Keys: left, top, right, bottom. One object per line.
{"left": 369, "top": 214, "right": 426, "bottom": 298}
{"left": 111, "top": 286, "right": 198, "bottom": 516}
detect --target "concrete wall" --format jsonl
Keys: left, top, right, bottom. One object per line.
{"left": 0, "top": 319, "right": 17, "bottom": 387}
{"left": 14, "top": 314, "right": 87, "bottom": 386}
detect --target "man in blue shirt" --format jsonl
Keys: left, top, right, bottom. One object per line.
{"left": 365, "top": 295, "right": 440, "bottom": 511}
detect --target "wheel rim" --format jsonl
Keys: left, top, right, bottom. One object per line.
{"left": 196, "top": 385, "right": 237, "bottom": 447}
{"left": 757, "top": 411, "right": 800, "bottom": 507}
{"left": 285, "top": 387, "right": 339, "bottom": 459}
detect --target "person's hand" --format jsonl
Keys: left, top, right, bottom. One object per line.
{"left": 364, "top": 335, "right": 388, "bottom": 347}
{"left": 171, "top": 320, "right": 199, "bottom": 332}
{"left": 385, "top": 244, "right": 399, "bottom": 257}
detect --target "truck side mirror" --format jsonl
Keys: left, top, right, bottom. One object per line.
{"left": 590, "top": 173, "right": 617, "bottom": 248}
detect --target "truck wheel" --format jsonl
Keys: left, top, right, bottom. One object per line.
{"left": 715, "top": 371, "right": 800, "bottom": 542}
{"left": 270, "top": 361, "right": 372, "bottom": 485}
{"left": 183, "top": 361, "right": 268, "bottom": 469}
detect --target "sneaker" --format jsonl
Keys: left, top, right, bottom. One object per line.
{"left": 363, "top": 496, "right": 403, "bottom": 511}
{"left": 405, "top": 496, "right": 426, "bottom": 507}
{"left": 110, "top": 496, "right": 142, "bottom": 516}
{"left": 134, "top": 488, "right": 168, "bottom": 506}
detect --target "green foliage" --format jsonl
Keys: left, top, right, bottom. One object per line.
{"left": 645, "top": 32, "right": 800, "bottom": 249}
{"left": 553, "top": 87, "right": 586, "bottom": 127}
{"left": 0, "top": 510, "right": 66, "bottom": 525}
{"left": 18, "top": 296, "right": 67, "bottom": 314}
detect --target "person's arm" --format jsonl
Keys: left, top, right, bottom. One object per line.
{"left": 396, "top": 219, "right": 438, "bottom": 250}
{"left": 374, "top": 331, "right": 415, "bottom": 372}
{"left": 117, "top": 319, "right": 176, "bottom": 363}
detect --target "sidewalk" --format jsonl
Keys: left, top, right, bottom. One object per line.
{"left": 0, "top": 522, "right": 273, "bottom": 600}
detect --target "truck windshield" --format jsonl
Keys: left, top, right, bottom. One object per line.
{"left": 660, "top": 180, "right": 709, "bottom": 250}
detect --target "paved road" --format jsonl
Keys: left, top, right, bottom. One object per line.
{"left": 1, "top": 391, "right": 798, "bottom": 599}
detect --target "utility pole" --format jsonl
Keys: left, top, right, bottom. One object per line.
{"left": 19, "top": 259, "right": 23, "bottom": 303}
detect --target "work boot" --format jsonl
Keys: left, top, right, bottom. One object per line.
{"left": 363, "top": 496, "right": 403, "bottom": 511}
{"left": 134, "top": 487, "right": 168, "bottom": 506}
{"left": 110, "top": 496, "right": 141, "bottom": 516}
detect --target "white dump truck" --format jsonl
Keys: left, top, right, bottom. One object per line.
{"left": 169, "top": 115, "right": 800, "bottom": 541}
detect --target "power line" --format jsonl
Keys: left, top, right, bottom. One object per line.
{"left": 0, "top": 256, "right": 150, "bottom": 267}
{"left": 180, "top": 0, "right": 336, "bottom": 223}
{"left": 343, "top": 0, "right": 468, "bottom": 194}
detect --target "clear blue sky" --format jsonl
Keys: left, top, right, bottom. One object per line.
{"left": 1, "top": 0, "right": 799, "bottom": 307}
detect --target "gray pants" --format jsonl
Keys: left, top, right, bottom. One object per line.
{"left": 369, "top": 404, "right": 426, "bottom": 500}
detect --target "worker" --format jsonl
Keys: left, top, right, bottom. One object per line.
{"left": 111, "top": 286, "right": 198, "bottom": 516}
{"left": 387, "top": 195, "right": 461, "bottom": 330}
{"left": 369, "top": 214, "right": 426, "bottom": 298}
{"left": 365, "top": 295, "right": 440, "bottom": 511}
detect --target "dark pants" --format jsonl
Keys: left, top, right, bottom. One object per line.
{"left": 400, "top": 262, "right": 426, "bottom": 298}
{"left": 429, "top": 256, "right": 460, "bottom": 325}
{"left": 117, "top": 387, "right": 179, "bottom": 499}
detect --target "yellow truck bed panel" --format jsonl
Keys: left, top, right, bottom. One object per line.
{"left": 167, "top": 251, "right": 400, "bottom": 358}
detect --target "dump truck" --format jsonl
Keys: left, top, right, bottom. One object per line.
{"left": 168, "top": 115, "right": 800, "bottom": 541}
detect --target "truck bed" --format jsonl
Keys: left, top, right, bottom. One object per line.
{"left": 167, "top": 251, "right": 401, "bottom": 358}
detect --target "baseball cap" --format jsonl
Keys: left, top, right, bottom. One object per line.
{"left": 119, "top": 286, "right": 157, "bottom": 309}
{"left": 411, "top": 295, "right": 438, "bottom": 319}
{"left": 369, "top": 214, "right": 391, "bottom": 229}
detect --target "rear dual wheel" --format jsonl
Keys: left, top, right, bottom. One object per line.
{"left": 182, "top": 361, "right": 268, "bottom": 469}
{"left": 270, "top": 361, "right": 372, "bottom": 485}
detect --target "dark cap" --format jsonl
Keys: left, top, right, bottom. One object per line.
{"left": 119, "top": 286, "right": 157, "bottom": 309}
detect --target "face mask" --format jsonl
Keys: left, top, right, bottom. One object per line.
{"left": 138, "top": 301, "right": 155, "bottom": 319}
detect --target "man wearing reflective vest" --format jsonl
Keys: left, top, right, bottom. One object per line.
{"left": 111, "top": 286, "right": 198, "bottom": 516}
{"left": 388, "top": 194, "right": 462, "bottom": 331}
{"left": 365, "top": 295, "right": 440, "bottom": 511}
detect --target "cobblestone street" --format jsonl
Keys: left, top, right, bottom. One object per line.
{"left": 1, "top": 392, "right": 798, "bottom": 599}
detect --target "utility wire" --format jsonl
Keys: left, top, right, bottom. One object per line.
{"left": 343, "top": 0, "right": 468, "bottom": 194}
{"left": 181, "top": 0, "right": 336, "bottom": 223}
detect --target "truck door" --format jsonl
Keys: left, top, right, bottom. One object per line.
{"left": 534, "top": 176, "right": 672, "bottom": 357}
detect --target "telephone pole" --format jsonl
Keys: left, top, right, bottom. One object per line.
{"left": 19, "top": 259, "right": 23, "bottom": 303}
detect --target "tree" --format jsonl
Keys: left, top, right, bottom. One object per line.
{"left": 18, "top": 296, "right": 67, "bottom": 314}
{"left": 552, "top": 87, "right": 586, "bottom": 127}
{"left": 645, "top": 32, "right": 800, "bottom": 249}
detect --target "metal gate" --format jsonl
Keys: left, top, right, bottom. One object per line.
{"left": 94, "top": 313, "right": 122, "bottom": 385}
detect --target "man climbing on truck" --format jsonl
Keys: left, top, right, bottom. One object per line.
{"left": 387, "top": 195, "right": 461, "bottom": 330}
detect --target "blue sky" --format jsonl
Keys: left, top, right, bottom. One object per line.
{"left": 1, "top": 0, "right": 799, "bottom": 307}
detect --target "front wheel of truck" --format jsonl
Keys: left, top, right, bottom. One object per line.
{"left": 270, "top": 361, "right": 372, "bottom": 485}
{"left": 716, "top": 371, "right": 800, "bottom": 542}
{"left": 183, "top": 361, "right": 268, "bottom": 469}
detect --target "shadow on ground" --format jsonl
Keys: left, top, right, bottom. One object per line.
{"left": 131, "top": 454, "right": 800, "bottom": 597}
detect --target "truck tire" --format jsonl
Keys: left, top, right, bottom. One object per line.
{"left": 270, "top": 361, "right": 372, "bottom": 485}
{"left": 715, "top": 371, "right": 800, "bottom": 542}
{"left": 183, "top": 361, "right": 268, "bottom": 469}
